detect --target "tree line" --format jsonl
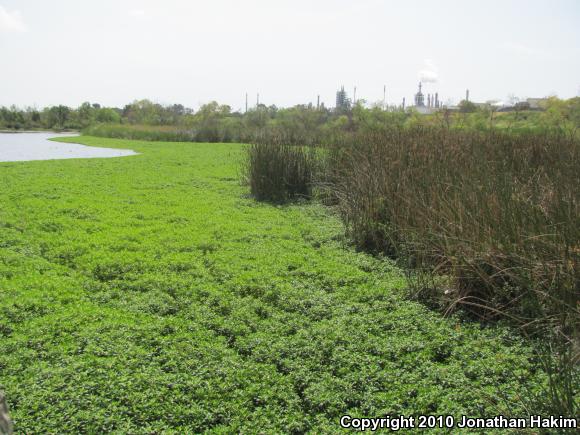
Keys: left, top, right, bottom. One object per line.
{"left": 2, "top": 97, "right": 579, "bottom": 140}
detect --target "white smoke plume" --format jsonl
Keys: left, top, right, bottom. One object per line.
{"left": 418, "top": 59, "right": 438, "bottom": 83}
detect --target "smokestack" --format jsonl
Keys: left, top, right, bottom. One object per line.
{"left": 245, "top": 93, "right": 248, "bottom": 113}
{"left": 257, "top": 93, "right": 260, "bottom": 107}
{"left": 466, "top": 89, "right": 470, "bottom": 102}
{"left": 353, "top": 86, "right": 357, "bottom": 104}
{"left": 383, "top": 85, "right": 386, "bottom": 110}
{"left": 402, "top": 97, "right": 406, "bottom": 110}
{"left": 317, "top": 95, "right": 320, "bottom": 110}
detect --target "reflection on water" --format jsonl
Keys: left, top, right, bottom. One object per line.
{"left": 0, "top": 132, "right": 137, "bottom": 162}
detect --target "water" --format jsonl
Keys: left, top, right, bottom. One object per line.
{"left": 0, "top": 132, "right": 137, "bottom": 162}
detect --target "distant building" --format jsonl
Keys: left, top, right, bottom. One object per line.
{"left": 414, "top": 82, "right": 425, "bottom": 107}
{"left": 411, "top": 82, "right": 441, "bottom": 114}
{"left": 515, "top": 101, "right": 531, "bottom": 110}
{"left": 335, "top": 86, "right": 351, "bottom": 112}
{"left": 526, "top": 98, "right": 548, "bottom": 110}
{"left": 495, "top": 98, "right": 547, "bottom": 112}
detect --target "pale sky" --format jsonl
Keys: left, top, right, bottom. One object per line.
{"left": 1, "top": 0, "right": 579, "bottom": 111}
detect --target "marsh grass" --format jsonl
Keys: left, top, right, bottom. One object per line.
{"left": 244, "top": 139, "right": 318, "bottom": 203}
{"left": 327, "top": 128, "right": 579, "bottom": 335}
{"left": 84, "top": 124, "right": 197, "bottom": 142}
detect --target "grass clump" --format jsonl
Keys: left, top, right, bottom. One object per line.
{"left": 244, "top": 139, "right": 318, "bottom": 203}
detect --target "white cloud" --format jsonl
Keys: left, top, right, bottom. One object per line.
{"left": 418, "top": 59, "right": 438, "bottom": 83}
{"left": 0, "top": 6, "right": 27, "bottom": 33}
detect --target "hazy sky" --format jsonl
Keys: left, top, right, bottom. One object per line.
{"left": 1, "top": 0, "right": 579, "bottom": 110}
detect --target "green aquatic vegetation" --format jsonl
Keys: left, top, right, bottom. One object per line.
{"left": 0, "top": 136, "right": 553, "bottom": 432}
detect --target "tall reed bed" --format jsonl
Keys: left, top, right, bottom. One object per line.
{"left": 329, "top": 129, "right": 578, "bottom": 333}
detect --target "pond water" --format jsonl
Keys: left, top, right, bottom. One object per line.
{"left": 0, "top": 132, "right": 137, "bottom": 162}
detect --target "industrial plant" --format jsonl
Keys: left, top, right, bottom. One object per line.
{"left": 335, "top": 83, "right": 548, "bottom": 113}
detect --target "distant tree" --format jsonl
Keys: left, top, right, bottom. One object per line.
{"left": 78, "top": 102, "right": 95, "bottom": 127}
{"left": 0, "top": 107, "right": 15, "bottom": 128}
{"left": 123, "top": 100, "right": 168, "bottom": 125}
{"left": 187, "top": 101, "right": 233, "bottom": 142}
{"left": 354, "top": 104, "right": 407, "bottom": 132}
{"left": 95, "top": 108, "right": 121, "bottom": 123}
{"left": 245, "top": 106, "right": 271, "bottom": 130}
{"left": 458, "top": 100, "right": 477, "bottom": 113}
{"left": 322, "top": 114, "right": 350, "bottom": 134}
{"left": 46, "top": 105, "right": 71, "bottom": 129}
{"left": 170, "top": 104, "right": 186, "bottom": 117}
{"left": 30, "top": 109, "right": 41, "bottom": 124}
{"left": 541, "top": 96, "right": 580, "bottom": 137}
{"left": 568, "top": 97, "right": 580, "bottom": 131}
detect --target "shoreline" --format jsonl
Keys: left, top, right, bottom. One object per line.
{"left": 0, "top": 129, "right": 79, "bottom": 134}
